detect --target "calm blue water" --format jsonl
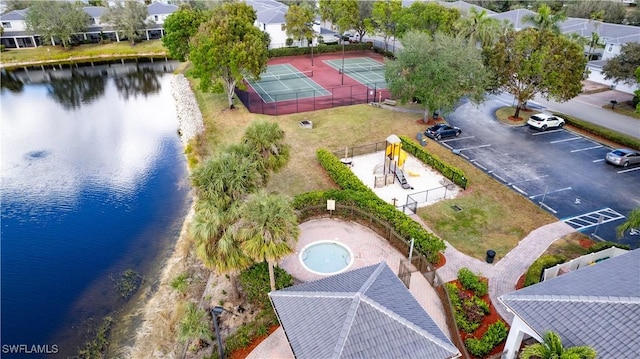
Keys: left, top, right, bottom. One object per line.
{"left": 1, "top": 61, "right": 190, "bottom": 357}
{"left": 301, "top": 241, "right": 352, "bottom": 274}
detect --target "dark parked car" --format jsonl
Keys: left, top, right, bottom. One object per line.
{"left": 605, "top": 148, "right": 640, "bottom": 167}
{"left": 424, "top": 123, "right": 461, "bottom": 140}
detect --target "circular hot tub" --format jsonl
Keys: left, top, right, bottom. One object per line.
{"left": 299, "top": 240, "right": 353, "bottom": 275}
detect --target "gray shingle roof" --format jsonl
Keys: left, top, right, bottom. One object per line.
{"left": 270, "top": 262, "right": 460, "bottom": 359}
{"left": 147, "top": 2, "right": 178, "bottom": 15}
{"left": 500, "top": 249, "right": 640, "bottom": 358}
{"left": 0, "top": 9, "right": 27, "bottom": 21}
{"left": 83, "top": 6, "right": 105, "bottom": 18}
{"left": 439, "top": 1, "right": 496, "bottom": 15}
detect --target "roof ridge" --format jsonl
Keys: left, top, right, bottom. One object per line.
{"left": 357, "top": 261, "right": 386, "bottom": 294}
{"left": 507, "top": 294, "right": 640, "bottom": 304}
{"left": 269, "top": 291, "right": 355, "bottom": 299}
{"left": 332, "top": 293, "right": 363, "bottom": 358}
{"left": 359, "top": 295, "right": 460, "bottom": 355}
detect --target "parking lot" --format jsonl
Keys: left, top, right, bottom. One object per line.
{"left": 443, "top": 97, "right": 640, "bottom": 247}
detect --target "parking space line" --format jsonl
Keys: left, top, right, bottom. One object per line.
{"left": 532, "top": 129, "right": 563, "bottom": 136}
{"left": 459, "top": 153, "right": 469, "bottom": 160}
{"left": 550, "top": 137, "right": 580, "bottom": 143}
{"left": 509, "top": 175, "right": 549, "bottom": 186}
{"left": 493, "top": 173, "right": 507, "bottom": 183}
{"left": 441, "top": 136, "right": 474, "bottom": 142}
{"left": 471, "top": 160, "right": 487, "bottom": 170}
{"left": 593, "top": 159, "right": 605, "bottom": 163}
{"left": 458, "top": 144, "right": 491, "bottom": 151}
{"left": 441, "top": 142, "right": 453, "bottom": 150}
{"left": 539, "top": 202, "right": 557, "bottom": 214}
{"left": 618, "top": 167, "right": 640, "bottom": 174}
{"left": 571, "top": 145, "right": 603, "bottom": 153}
{"left": 529, "top": 187, "right": 572, "bottom": 199}
{"left": 512, "top": 185, "right": 527, "bottom": 195}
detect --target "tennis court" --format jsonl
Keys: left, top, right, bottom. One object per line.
{"left": 323, "top": 57, "right": 387, "bottom": 88}
{"left": 245, "top": 64, "right": 330, "bottom": 104}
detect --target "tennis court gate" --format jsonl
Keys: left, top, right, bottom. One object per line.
{"left": 235, "top": 81, "right": 389, "bottom": 115}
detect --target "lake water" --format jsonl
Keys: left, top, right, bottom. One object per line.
{"left": 0, "top": 60, "right": 190, "bottom": 357}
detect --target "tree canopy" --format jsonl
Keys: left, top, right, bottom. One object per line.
{"left": 454, "top": 7, "right": 507, "bottom": 48}
{"left": 319, "top": 0, "right": 372, "bottom": 41}
{"left": 617, "top": 207, "right": 640, "bottom": 238}
{"left": 25, "top": 1, "right": 90, "bottom": 48}
{"left": 522, "top": 3, "right": 566, "bottom": 34}
{"left": 602, "top": 42, "right": 640, "bottom": 86}
{"left": 102, "top": 1, "right": 148, "bottom": 45}
{"left": 371, "top": 0, "right": 402, "bottom": 51}
{"left": 484, "top": 28, "right": 586, "bottom": 119}
{"left": 395, "top": 2, "right": 460, "bottom": 38}
{"left": 284, "top": 4, "right": 315, "bottom": 45}
{"left": 189, "top": 2, "right": 268, "bottom": 109}
{"left": 162, "top": 6, "right": 210, "bottom": 61}
{"left": 566, "top": 1, "right": 626, "bottom": 25}
{"left": 520, "top": 331, "right": 597, "bottom": 359}
{"left": 385, "top": 31, "right": 489, "bottom": 121}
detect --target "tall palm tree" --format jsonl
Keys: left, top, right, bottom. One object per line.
{"left": 522, "top": 4, "right": 566, "bottom": 34}
{"left": 617, "top": 207, "right": 640, "bottom": 238}
{"left": 191, "top": 199, "right": 253, "bottom": 302}
{"left": 239, "top": 190, "right": 300, "bottom": 291}
{"left": 454, "top": 7, "right": 501, "bottom": 48}
{"left": 520, "top": 331, "right": 597, "bottom": 359}
{"left": 242, "top": 120, "right": 290, "bottom": 185}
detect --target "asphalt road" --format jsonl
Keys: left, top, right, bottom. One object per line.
{"left": 442, "top": 95, "right": 640, "bottom": 248}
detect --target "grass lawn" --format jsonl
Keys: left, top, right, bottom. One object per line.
{"left": 191, "top": 79, "right": 557, "bottom": 261}
{"left": 0, "top": 40, "right": 167, "bottom": 68}
{"left": 602, "top": 101, "right": 640, "bottom": 119}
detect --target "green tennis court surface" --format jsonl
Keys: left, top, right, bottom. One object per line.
{"left": 323, "top": 58, "right": 387, "bottom": 88}
{"left": 246, "top": 64, "right": 330, "bottom": 104}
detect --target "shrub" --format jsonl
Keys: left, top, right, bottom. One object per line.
{"left": 267, "top": 42, "right": 372, "bottom": 58}
{"left": 170, "top": 272, "right": 190, "bottom": 296}
{"left": 524, "top": 254, "right": 566, "bottom": 287}
{"left": 400, "top": 135, "right": 468, "bottom": 189}
{"left": 0, "top": 45, "right": 6, "bottom": 52}
{"left": 465, "top": 321, "right": 508, "bottom": 357}
{"left": 554, "top": 112, "right": 640, "bottom": 151}
{"left": 239, "top": 262, "right": 293, "bottom": 309}
{"left": 285, "top": 38, "right": 293, "bottom": 46}
{"left": 458, "top": 267, "right": 488, "bottom": 297}
{"left": 445, "top": 283, "right": 487, "bottom": 333}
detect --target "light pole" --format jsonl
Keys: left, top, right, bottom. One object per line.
{"left": 341, "top": 38, "right": 345, "bottom": 85}
{"left": 212, "top": 306, "right": 224, "bottom": 359}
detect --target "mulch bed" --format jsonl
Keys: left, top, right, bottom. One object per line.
{"left": 228, "top": 325, "right": 280, "bottom": 359}
{"left": 579, "top": 237, "right": 596, "bottom": 248}
{"left": 435, "top": 252, "right": 447, "bottom": 269}
{"left": 449, "top": 279, "right": 509, "bottom": 359}
{"left": 515, "top": 273, "right": 526, "bottom": 290}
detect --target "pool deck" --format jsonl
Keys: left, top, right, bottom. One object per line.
{"left": 248, "top": 218, "right": 450, "bottom": 359}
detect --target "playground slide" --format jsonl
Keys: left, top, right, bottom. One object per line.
{"left": 394, "top": 167, "right": 413, "bottom": 190}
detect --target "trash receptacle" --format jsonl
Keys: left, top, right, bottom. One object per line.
{"left": 486, "top": 250, "right": 496, "bottom": 264}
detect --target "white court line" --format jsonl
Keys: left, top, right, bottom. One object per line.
{"left": 550, "top": 137, "right": 580, "bottom": 143}
{"left": 532, "top": 129, "right": 563, "bottom": 136}
{"left": 593, "top": 159, "right": 606, "bottom": 163}
{"left": 458, "top": 144, "right": 491, "bottom": 151}
{"left": 251, "top": 81, "right": 275, "bottom": 103}
{"left": 539, "top": 202, "right": 558, "bottom": 214}
{"left": 512, "top": 185, "right": 527, "bottom": 195}
{"left": 618, "top": 167, "right": 640, "bottom": 174}
{"left": 441, "top": 136, "right": 475, "bottom": 142}
{"left": 571, "top": 145, "right": 602, "bottom": 153}
{"left": 528, "top": 187, "right": 572, "bottom": 199}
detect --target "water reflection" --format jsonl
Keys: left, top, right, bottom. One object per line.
{"left": 0, "top": 71, "right": 24, "bottom": 93}
{"left": 114, "top": 67, "right": 162, "bottom": 100}
{"left": 47, "top": 70, "right": 107, "bottom": 110}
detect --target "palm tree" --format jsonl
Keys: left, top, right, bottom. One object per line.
{"left": 520, "top": 331, "right": 596, "bottom": 359}
{"left": 617, "top": 207, "right": 640, "bottom": 238}
{"left": 191, "top": 199, "right": 253, "bottom": 302}
{"left": 239, "top": 190, "right": 300, "bottom": 291}
{"left": 522, "top": 4, "right": 567, "bottom": 34}
{"left": 242, "top": 120, "right": 290, "bottom": 185}
{"left": 178, "top": 302, "right": 213, "bottom": 349}
{"left": 454, "top": 7, "right": 501, "bottom": 48}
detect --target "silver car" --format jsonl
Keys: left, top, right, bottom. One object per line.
{"left": 605, "top": 149, "right": 640, "bottom": 167}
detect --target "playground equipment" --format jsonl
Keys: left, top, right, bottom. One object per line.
{"left": 379, "top": 134, "right": 413, "bottom": 190}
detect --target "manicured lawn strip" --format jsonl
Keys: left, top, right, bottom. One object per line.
{"left": 552, "top": 111, "right": 640, "bottom": 151}
{"left": 1, "top": 40, "right": 168, "bottom": 69}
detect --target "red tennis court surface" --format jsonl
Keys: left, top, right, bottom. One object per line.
{"left": 235, "top": 50, "right": 392, "bottom": 116}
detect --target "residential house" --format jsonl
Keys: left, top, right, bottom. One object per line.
{"left": 269, "top": 261, "right": 461, "bottom": 359}
{"left": 499, "top": 249, "right": 640, "bottom": 359}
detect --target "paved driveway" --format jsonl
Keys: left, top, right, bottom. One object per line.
{"left": 442, "top": 96, "right": 640, "bottom": 247}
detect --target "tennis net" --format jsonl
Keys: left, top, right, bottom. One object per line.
{"left": 250, "top": 70, "right": 313, "bottom": 82}
{"left": 339, "top": 65, "right": 384, "bottom": 74}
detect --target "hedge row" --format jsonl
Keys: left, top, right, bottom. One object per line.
{"left": 584, "top": 240, "right": 631, "bottom": 254}
{"left": 464, "top": 321, "right": 509, "bottom": 357}
{"left": 268, "top": 42, "right": 373, "bottom": 58}
{"left": 524, "top": 254, "right": 566, "bottom": 287}
{"left": 291, "top": 149, "right": 446, "bottom": 263}
{"left": 555, "top": 112, "right": 640, "bottom": 151}
{"left": 400, "top": 135, "right": 468, "bottom": 189}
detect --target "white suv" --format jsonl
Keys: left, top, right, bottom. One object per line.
{"left": 526, "top": 113, "right": 566, "bottom": 131}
